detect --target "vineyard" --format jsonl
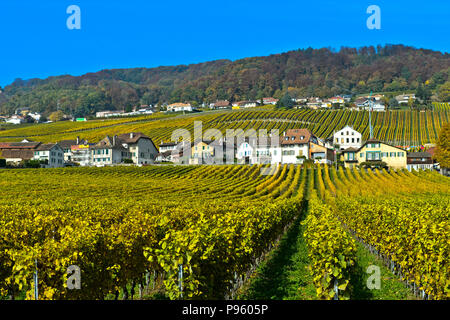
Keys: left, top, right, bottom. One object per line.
{"left": 432, "top": 102, "right": 450, "bottom": 111}
{"left": 0, "top": 164, "right": 448, "bottom": 300}
{"left": 1, "top": 109, "right": 449, "bottom": 147}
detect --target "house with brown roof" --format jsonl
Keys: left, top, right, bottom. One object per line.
{"left": 209, "top": 100, "right": 230, "bottom": 109}
{"left": 91, "top": 132, "right": 159, "bottom": 166}
{"left": 116, "top": 132, "right": 159, "bottom": 165}
{"left": 279, "top": 129, "right": 318, "bottom": 164}
{"left": 0, "top": 142, "right": 42, "bottom": 164}
{"left": 407, "top": 152, "right": 434, "bottom": 171}
{"left": 91, "top": 135, "right": 130, "bottom": 166}
{"left": 251, "top": 128, "right": 334, "bottom": 164}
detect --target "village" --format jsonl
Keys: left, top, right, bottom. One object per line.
{"left": 0, "top": 92, "right": 423, "bottom": 125}
{"left": 0, "top": 124, "right": 441, "bottom": 174}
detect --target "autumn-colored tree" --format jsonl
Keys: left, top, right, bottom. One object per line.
{"left": 438, "top": 81, "right": 450, "bottom": 102}
{"left": 49, "top": 110, "right": 64, "bottom": 122}
{"left": 434, "top": 122, "right": 450, "bottom": 168}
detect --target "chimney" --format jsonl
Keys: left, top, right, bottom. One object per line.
{"left": 76, "top": 136, "right": 79, "bottom": 144}
{"left": 130, "top": 133, "right": 134, "bottom": 139}
{"left": 113, "top": 135, "right": 117, "bottom": 145}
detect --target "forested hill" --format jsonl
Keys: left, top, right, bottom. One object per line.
{"left": 1, "top": 44, "right": 449, "bottom": 116}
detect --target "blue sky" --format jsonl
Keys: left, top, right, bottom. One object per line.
{"left": 0, "top": 0, "right": 449, "bottom": 87}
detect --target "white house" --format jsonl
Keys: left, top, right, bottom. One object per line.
{"left": 252, "top": 144, "right": 282, "bottom": 165}
{"left": 279, "top": 129, "right": 316, "bottom": 164}
{"left": 329, "top": 96, "right": 344, "bottom": 104}
{"left": 357, "top": 98, "right": 385, "bottom": 111}
{"left": 236, "top": 141, "right": 255, "bottom": 163}
{"left": 209, "top": 100, "right": 230, "bottom": 109}
{"left": 364, "top": 101, "right": 385, "bottom": 111}
{"left": 6, "top": 115, "right": 24, "bottom": 124}
{"left": 232, "top": 101, "right": 258, "bottom": 108}
{"left": 167, "top": 103, "right": 193, "bottom": 112}
{"left": 262, "top": 97, "right": 279, "bottom": 105}
{"left": 28, "top": 112, "right": 42, "bottom": 122}
{"left": 96, "top": 110, "right": 125, "bottom": 118}
{"left": 91, "top": 133, "right": 159, "bottom": 166}
{"left": 33, "top": 143, "right": 65, "bottom": 168}
{"left": 91, "top": 136, "right": 130, "bottom": 166}
{"left": 333, "top": 126, "right": 362, "bottom": 151}
{"left": 396, "top": 93, "right": 416, "bottom": 105}
{"left": 116, "top": 132, "right": 159, "bottom": 165}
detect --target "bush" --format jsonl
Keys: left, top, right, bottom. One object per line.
{"left": 24, "top": 159, "right": 42, "bottom": 168}
{"left": 359, "top": 161, "right": 388, "bottom": 170}
{"left": 123, "top": 158, "right": 134, "bottom": 164}
{"left": 0, "top": 159, "right": 6, "bottom": 167}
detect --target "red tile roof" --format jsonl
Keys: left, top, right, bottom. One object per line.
{"left": 281, "top": 129, "right": 312, "bottom": 145}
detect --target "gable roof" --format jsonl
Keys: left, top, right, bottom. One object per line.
{"left": 281, "top": 129, "right": 313, "bottom": 145}
{"left": 36, "top": 143, "right": 60, "bottom": 151}
{"left": 91, "top": 133, "right": 158, "bottom": 152}
{"left": 91, "top": 136, "right": 127, "bottom": 151}
{"left": 117, "top": 132, "right": 151, "bottom": 144}
{"left": 0, "top": 142, "right": 41, "bottom": 150}
{"left": 58, "top": 139, "right": 88, "bottom": 149}
{"left": 159, "top": 142, "right": 177, "bottom": 147}
{"left": 359, "top": 139, "right": 406, "bottom": 152}
{"left": 407, "top": 152, "right": 432, "bottom": 158}
{"left": 335, "top": 125, "right": 358, "bottom": 133}
{"left": 1, "top": 149, "right": 34, "bottom": 160}
{"left": 211, "top": 100, "right": 230, "bottom": 107}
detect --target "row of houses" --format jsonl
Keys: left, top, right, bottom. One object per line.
{"left": 157, "top": 129, "right": 336, "bottom": 165}
{"left": 333, "top": 125, "right": 436, "bottom": 171}
{"left": 0, "top": 127, "right": 438, "bottom": 172}
{"left": 0, "top": 133, "right": 160, "bottom": 168}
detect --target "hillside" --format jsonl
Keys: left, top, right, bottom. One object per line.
{"left": 1, "top": 44, "right": 449, "bottom": 117}
{"left": 0, "top": 108, "right": 448, "bottom": 147}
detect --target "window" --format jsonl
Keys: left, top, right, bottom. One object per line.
{"left": 360, "top": 153, "right": 364, "bottom": 158}
{"left": 106, "top": 149, "right": 109, "bottom": 155}
{"left": 336, "top": 138, "right": 338, "bottom": 143}
{"left": 398, "top": 152, "right": 403, "bottom": 157}
{"left": 390, "top": 152, "right": 396, "bottom": 157}
{"left": 346, "top": 138, "right": 349, "bottom": 143}
{"left": 357, "top": 138, "right": 360, "bottom": 143}
{"left": 367, "top": 152, "right": 381, "bottom": 160}
{"left": 291, "top": 136, "right": 295, "bottom": 140}
{"left": 351, "top": 138, "right": 354, "bottom": 143}
{"left": 347, "top": 152, "right": 355, "bottom": 161}
{"left": 285, "top": 137, "right": 289, "bottom": 141}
